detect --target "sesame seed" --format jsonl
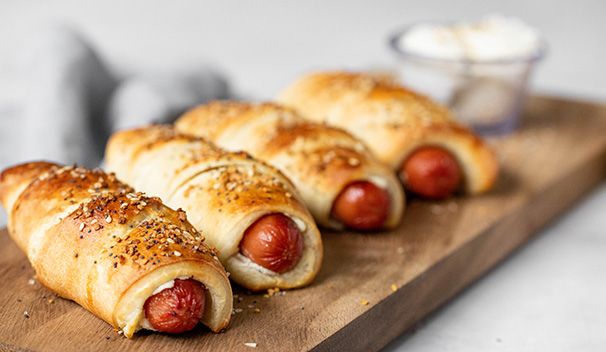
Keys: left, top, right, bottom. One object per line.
{"left": 78, "top": 223, "right": 85, "bottom": 231}
{"left": 173, "top": 251, "right": 182, "bottom": 257}
{"left": 244, "top": 342, "right": 257, "bottom": 348}
{"left": 105, "top": 215, "right": 112, "bottom": 223}
{"left": 177, "top": 210, "right": 187, "bottom": 222}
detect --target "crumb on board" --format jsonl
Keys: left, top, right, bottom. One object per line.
{"left": 263, "top": 287, "right": 283, "bottom": 298}
{"left": 430, "top": 205, "right": 445, "bottom": 215}
{"left": 391, "top": 284, "right": 397, "bottom": 292}
{"left": 28, "top": 278, "right": 36, "bottom": 285}
{"left": 360, "top": 299, "right": 369, "bottom": 306}
{"left": 23, "top": 311, "right": 30, "bottom": 319}
{"left": 244, "top": 342, "right": 257, "bottom": 348}
{"left": 447, "top": 201, "right": 458, "bottom": 213}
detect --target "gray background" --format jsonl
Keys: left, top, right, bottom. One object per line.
{"left": 1, "top": 1, "right": 605, "bottom": 351}
{"left": 1, "top": 0, "right": 605, "bottom": 100}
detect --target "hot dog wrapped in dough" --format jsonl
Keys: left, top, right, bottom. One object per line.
{"left": 105, "top": 126, "right": 322, "bottom": 290}
{"left": 279, "top": 71, "right": 499, "bottom": 199}
{"left": 175, "top": 102, "right": 405, "bottom": 231}
{"left": 0, "top": 162, "right": 232, "bottom": 337}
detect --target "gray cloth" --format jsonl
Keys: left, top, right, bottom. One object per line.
{"left": 6, "top": 26, "right": 117, "bottom": 168}
{"left": 0, "top": 26, "right": 230, "bottom": 171}
{"left": 108, "top": 70, "right": 228, "bottom": 131}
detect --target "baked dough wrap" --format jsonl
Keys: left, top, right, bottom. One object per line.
{"left": 278, "top": 71, "right": 499, "bottom": 194}
{"left": 105, "top": 125, "right": 323, "bottom": 290}
{"left": 175, "top": 101, "right": 404, "bottom": 229}
{"left": 0, "top": 162, "right": 232, "bottom": 338}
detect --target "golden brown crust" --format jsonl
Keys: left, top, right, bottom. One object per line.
{"left": 278, "top": 71, "right": 499, "bottom": 194}
{"left": 0, "top": 161, "right": 56, "bottom": 221}
{"left": 105, "top": 125, "right": 323, "bottom": 290}
{"left": 176, "top": 102, "right": 405, "bottom": 229}
{"left": 0, "top": 162, "right": 232, "bottom": 337}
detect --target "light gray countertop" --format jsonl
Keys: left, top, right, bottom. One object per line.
{"left": 1, "top": 1, "right": 605, "bottom": 350}
{"left": 385, "top": 183, "right": 606, "bottom": 351}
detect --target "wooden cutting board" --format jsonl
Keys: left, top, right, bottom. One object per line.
{"left": 1, "top": 96, "right": 605, "bottom": 352}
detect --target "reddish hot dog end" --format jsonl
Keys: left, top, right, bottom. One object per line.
{"left": 331, "top": 181, "right": 391, "bottom": 231}
{"left": 239, "top": 213, "right": 304, "bottom": 273}
{"left": 400, "top": 146, "right": 462, "bottom": 199}
{"left": 144, "top": 278, "right": 206, "bottom": 334}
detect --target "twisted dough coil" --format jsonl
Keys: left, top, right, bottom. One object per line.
{"left": 106, "top": 125, "right": 323, "bottom": 290}
{"left": 279, "top": 71, "right": 498, "bottom": 194}
{"left": 0, "top": 162, "right": 232, "bottom": 337}
{"left": 176, "top": 102, "right": 404, "bottom": 229}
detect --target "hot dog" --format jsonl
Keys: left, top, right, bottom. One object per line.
{"left": 400, "top": 146, "right": 462, "bottom": 199}
{"left": 331, "top": 181, "right": 391, "bottom": 231}
{"left": 239, "top": 214, "right": 304, "bottom": 273}
{"left": 175, "top": 102, "right": 405, "bottom": 231}
{"left": 144, "top": 278, "right": 207, "bottom": 334}
{"left": 106, "top": 125, "right": 323, "bottom": 291}
{"left": 279, "top": 71, "right": 499, "bottom": 198}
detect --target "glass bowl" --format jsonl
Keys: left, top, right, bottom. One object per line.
{"left": 389, "top": 24, "right": 547, "bottom": 135}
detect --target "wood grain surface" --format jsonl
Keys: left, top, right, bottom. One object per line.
{"left": 1, "top": 96, "right": 606, "bottom": 352}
